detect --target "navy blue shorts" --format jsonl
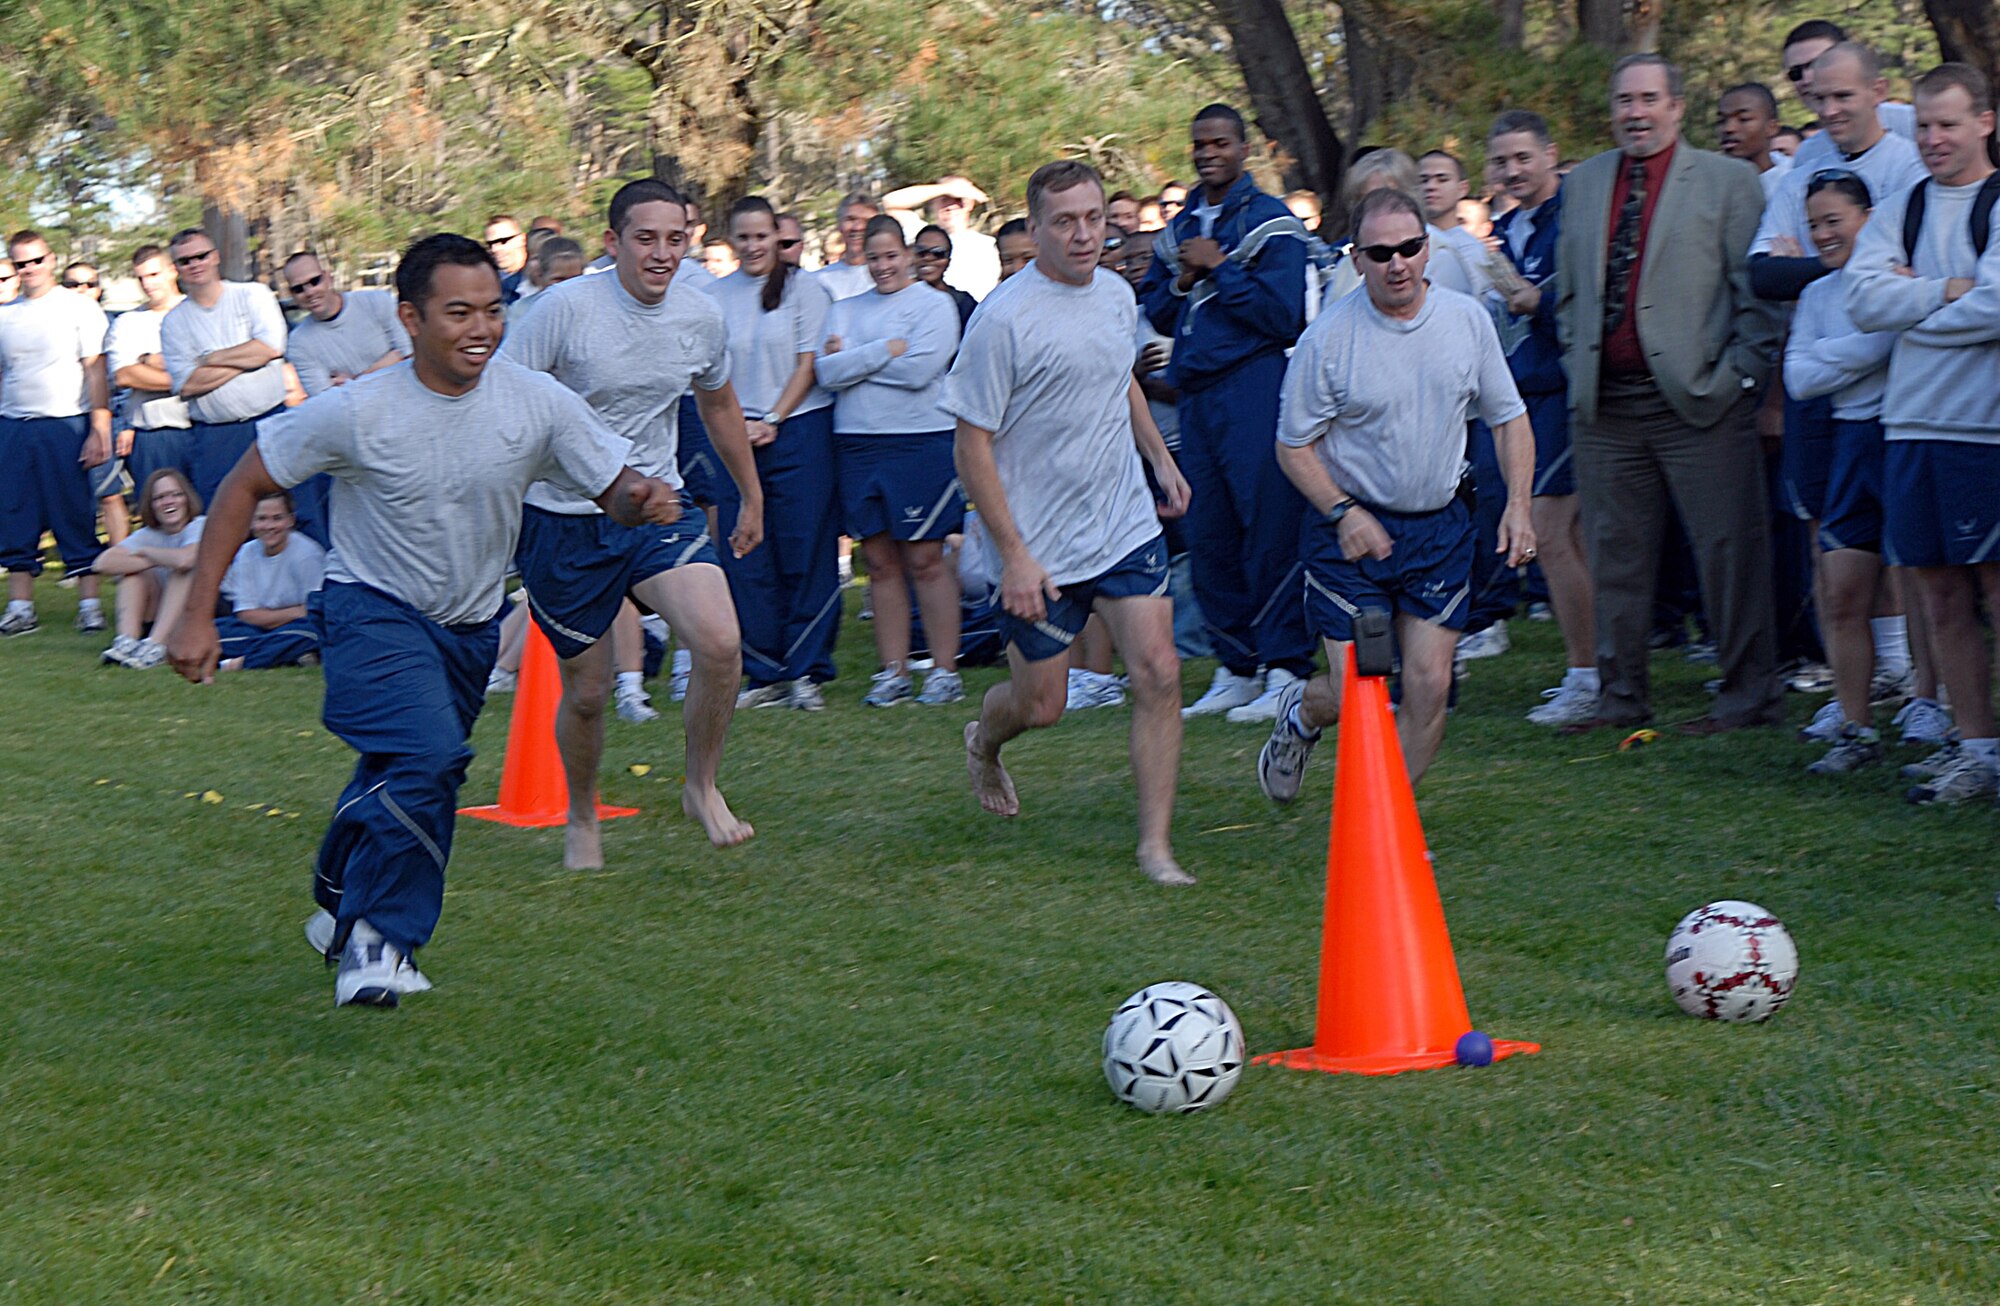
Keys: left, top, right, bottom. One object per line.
{"left": 90, "top": 455, "right": 127, "bottom": 500}
{"left": 997, "top": 534, "right": 1169, "bottom": 663}
{"left": 678, "top": 393, "right": 718, "bottom": 507}
{"left": 125, "top": 427, "right": 197, "bottom": 505}
{"left": 835, "top": 431, "right": 964, "bottom": 542}
{"left": 1525, "top": 389, "right": 1574, "bottom": 497}
{"left": 0, "top": 414, "right": 102, "bottom": 575}
{"left": 1781, "top": 393, "right": 1835, "bottom": 522}
{"left": 191, "top": 409, "right": 282, "bottom": 510}
{"left": 515, "top": 499, "right": 718, "bottom": 659}
{"left": 1884, "top": 439, "right": 2000, "bottom": 568}
{"left": 1303, "top": 500, "right": 1475, "bottom": 642}
{"left": 1818, "top": 418, "right": 1885, "bottom": 554}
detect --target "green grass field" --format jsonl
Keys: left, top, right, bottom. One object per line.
{"left": 5, "top": 584, "right": 1998, "bottom": 1304}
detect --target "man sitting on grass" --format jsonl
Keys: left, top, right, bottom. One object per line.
{"left": 215, "top": 489, "right": 325, "bottom": 671}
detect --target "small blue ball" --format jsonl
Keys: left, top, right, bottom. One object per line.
{"left": 1455, "top": 1031, "right": 1494, "bottom": 1067}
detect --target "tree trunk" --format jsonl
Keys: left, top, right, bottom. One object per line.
{"left": 1926, "top": 0, "right": 2000, "bottom": 89}
{"left": 1209, "top": 0, "right": 1348, "bottom": 229}
{"left": 1495, "top": 0, "right": 1526, "bottom": 50}
{"left": 1343, "top": 1, "right": 1418, "bottom": 141}
{"left": 1577, "top": 0, "right": 1625, "bottom": 52}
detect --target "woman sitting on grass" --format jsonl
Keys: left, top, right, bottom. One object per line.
{"left": 96, "top": 468, "right": 206, "bottom": 669}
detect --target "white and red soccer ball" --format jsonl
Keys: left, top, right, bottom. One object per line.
{"left": 1665, "top": 900, "right": 1800, "bottom": 1023}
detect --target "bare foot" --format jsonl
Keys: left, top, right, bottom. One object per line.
{"left": 965, "top": 720, "right": 1019, "bottom": 817}
{"left": 683, "top": 784, "right": 755, "bottom": 847}
{"left": 564, "top": 815, "right": 604, "bottom": 871}
{"left": 1138, "top": 847, "right": 1195, "bottom": 887}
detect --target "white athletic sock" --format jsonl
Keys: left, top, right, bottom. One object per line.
{"left": 78, "top": 597, "right": 102, "bottom": 614}
{"left": 616, "top": 671, "right": 643, "bottom": 696}
{"left": 1963, "top": 737, "right": 1999, "bottom": 766}
{"left": 5, "top": 599, "right": 31, "bottom": 616}
{"left": 1870, "top": 616, "right": 1910, "bottom": 673}
{"left": 1286, "top": 698, "right": 1321, "bottom": 739}
{"left": 672, "top": 648, "right": 691, "bottom": 673}
{"left": 1564, "top": 666, "right": 1600, "bottom": 692}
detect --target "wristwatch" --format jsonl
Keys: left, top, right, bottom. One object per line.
{"left": 1325, "top": 498, "right": 1357, "bottom": 526}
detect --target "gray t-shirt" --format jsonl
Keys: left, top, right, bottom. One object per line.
{"left": 816, "top": 260, "right": 875, "bottom": 302}
{"left": 1279, "top": 285, "right": 1525, "bottom": 513}
{"left": 938, "top": 264, "right": 1159, "bottom": 585}
{"left": 1752, "top": 132, "right": 1924, "bottom": 255}
{"left": 287, "top": 290, "right": 411, "bottom": 397}
{"left": 121, "top": 515, "right": 206, "bottom": 587}
{"left": 224, "top": 533, "right": 327, "bottom": 611}
{"left": 105, "top": 305, "right": 190, "bottom": 430}
{"left": 703, "top": 269, "right": 833, "bottom": 419}
{"left": 256, "top": 360, "right": 632, "bottom": 626}
{"left": 504, "top": 270, "right": 731, "bottom": 512}
{"left": 162, "top": 282, "right": 290, "bottom": 422}
{"left": 814, "top": 281, "right": 960, "bottom": 434}
{"left": 0, "top": 288, "right": 109, "bottom": 419}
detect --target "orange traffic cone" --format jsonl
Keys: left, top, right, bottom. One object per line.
{"left": 460, "top": 620, "right": 640, "bottom": 828}
{"left": 1255, "top": 646, "right": 1537, "bottom": 1075}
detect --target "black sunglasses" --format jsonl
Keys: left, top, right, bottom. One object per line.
{"left": 485, "top": 233, "right": 522, "bottom": 248}
{"left": 14, "top": 252, "right": 48, "bottom": 268}
{"left": 777, "top": 238, "right": 802, "bottom": 250}
{"left": 1358, "top": 235, "right": 1428, "bottom": 264}
{"left": 174, "top": 249, "right": 216, "bottom": 267}
{"left": 63, "top": 279, "right": 98, "bottom": 290}
{"left": 913, "top": 246, "right": 951, "bottom": 260}
{"left": 289, "top": 273, "right": 327, "bottom": 293}
{"left": 1786, "top": 61, "right": 1813, "bottom": 83}
{"left": 1102, "top": 236, "right": 1126, "bottom": 252}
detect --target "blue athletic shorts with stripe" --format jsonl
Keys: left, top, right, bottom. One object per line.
{"left": 1818, "top": 417, "right": 1885, "bottom": 554}
{"left": 1303, "top": 500, "right": 1474, "bottom": 643}
{"left": 1883, "top": 438, "right": 2000, "bottom": 568}
{"left": 1524, "top": 389, "right": 1574, "bottom": 497}
{"left": 678, "top": 393, "right": 719, "bottom": 507}
{"left": 90, "top": 455, "right": 127, "bottom": 500}
{"left": 1781, "top": 392, "right": 1835, "bottom": 522}
{"left": 997, "top": 533, "right": 1169, "bottom": 664}
{"left": 835, "top": 430, "right": 963, "bottom": 542}
{"left": 515, "top": 497, "right": 718, "bottom": 660}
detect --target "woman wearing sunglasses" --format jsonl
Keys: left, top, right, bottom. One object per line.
{"left": 704, "top": 195, "right": 841, "bottom": 710}
{"left": 912, "top": 224, "right": 978, "bottom": 333}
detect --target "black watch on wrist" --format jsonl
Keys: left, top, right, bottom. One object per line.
{"left": 1325, "top": 498, "right": 1357, "bottom": 526}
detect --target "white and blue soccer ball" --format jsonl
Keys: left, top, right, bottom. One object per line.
{"left": 1102, "top": 981, "right": 1246, "bottom": 1113}
{"left": 1665, "top": 900, "right": 1800, "bottom": 1023}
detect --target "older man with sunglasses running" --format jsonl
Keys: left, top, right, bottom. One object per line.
{"left": 1256, "top": 188, "right": 1537, "bottom": 801}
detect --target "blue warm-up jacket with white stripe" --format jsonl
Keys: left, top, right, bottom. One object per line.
{"left": 1138, "top": 173, "right": 1307, "bottom": 394}
{"left": 1490, "top": 184, "right": 1567, "bottom": 397}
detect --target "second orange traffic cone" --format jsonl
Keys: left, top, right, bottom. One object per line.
{"left": 1255, "top": 646, "right": 1537, "bottom": 1075}
{"left": 461, "top": 619, "right": 640, "bottom": 828}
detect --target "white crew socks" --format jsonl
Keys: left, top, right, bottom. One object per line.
{"left": 1870, "top": 616, "right": 1910, "bottom": 675}
{"left": 78, "top": 597, "right": 102, "bottom": 616}
{"left": 615, "top": 671, "right": 644, "bottom": 696}
{"left": 1564, "top": 666, "right": 1601, "bottom": 693}
{"left": 5, "top": 599, "right": 31, "bottom": 617}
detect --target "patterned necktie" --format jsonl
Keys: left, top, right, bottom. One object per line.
{"left": 1602, "top": 155, "right": 1647, "bottom": 334}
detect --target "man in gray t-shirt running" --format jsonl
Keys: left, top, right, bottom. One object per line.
{"left": 940, "top": 160, "right": 1194, "bottom": 888}
{"left": 1258, "top": 189, "right": 1538, "bottom": 804}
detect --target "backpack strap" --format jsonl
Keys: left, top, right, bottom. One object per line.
{"left": 1973, "top": 171, "right": 2000, "bottom": 257}
{"left": 1903, "top": 180, "right": 1928, "bottom": 266}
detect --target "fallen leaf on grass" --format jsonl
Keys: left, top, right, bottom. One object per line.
{"left": 629, "top": 764, "right": 652, "bottom": 777}
{"left": 201, "top": 790, "right": 223, "bottom": 804}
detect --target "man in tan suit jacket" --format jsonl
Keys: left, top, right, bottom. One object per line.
{"left": 1556, "top": 53, "right": 1786, "bottom": 733}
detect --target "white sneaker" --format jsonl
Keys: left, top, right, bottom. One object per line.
{"left": 669, "top": 648, "right": 692, "bottom": 703}
{"left": 916, "top": 668, "right": 966, "bottom": 705}
{"left": 1525, "top": 601, "right": 1554, "bottom": 622}
{"left": 615, "top": 685, "right": 660, "bottom": 724}
{"left": 1066, "top": 669, "right": 1126, "bottom": 711}
{"left": 1892, "top": 697, "right": 1952, "bottom": 747}
{"left": 1257, "top": 678, "right": 1320, "bottom": 804}
{"left": 304, "top": 908, "right": 336, "bottom": 957}
{"left": 1796, "top": 699, "right": 1848, "bottom": 744}
{"left": 485, "top": 667, "right": 517, "bottom": 694}
{"left": 1454, "top": 621, "right": 1509, "bottom": 661}
{"left": 1906, "top": 750, "right": 1999, "bottom": 806}
{"left": 124, "top": 639, "right": 167, "bottom": 669}
{"left": 334, "top": 919, "right": 431, "bottom": 1008}
{"left": 737, "top": 683, "right": 790, "bottom": 709}
{"left": 788, "top": 678, "right": 825, "bottom": 712}
{"left": 1182, "top": 667, "right": 1261, "bottom": 718}
{"left": 863, "top": 668, "right": 913, "bottom": 707}
{"left": 0, "top": 605, "right": 37, "bottom": 637}
{"left": 100, "top": 633, "right": 141, "bottom": 666}
{"left": 1786, "top": 662, "right": 1835, "bottom": 694}
{"left": 1526, "top": 681, "right": 1601, "bottom": 726}
{"left": 1226, "top": 667, "right": 1304, "bottom": 723}
{"left": 1870, "top": 663, "right": 1914, "bottom": 705}
{"left": 75, "top": 604, "right": 107, "bottom": 633}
